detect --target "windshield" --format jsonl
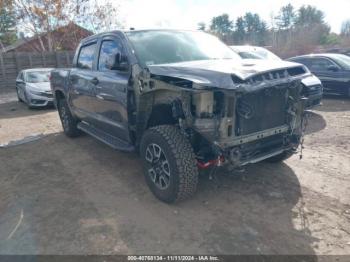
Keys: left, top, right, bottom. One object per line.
{"left": 329, "top": 54, "right": 350, "bottom": 70}
{"left": 126, "top": 30, "right": 241, "bottom": 66}
{"left": 26, "top": 71, "right": 51, "bottom": 83}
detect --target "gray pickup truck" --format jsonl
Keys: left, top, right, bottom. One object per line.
{"left": 51, "top": 29, "right": 309, "bottom": 203}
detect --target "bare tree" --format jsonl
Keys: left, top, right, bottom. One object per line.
{"left": 13, "top": 0, "right": 122, "bottom": 51}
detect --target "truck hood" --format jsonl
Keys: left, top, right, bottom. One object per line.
{"left": 148, "top": 59, "right": 308, "bottom": 90}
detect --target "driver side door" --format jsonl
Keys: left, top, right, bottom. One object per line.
{"left": 92, "top": 36, "right": 131, "bottom": 143}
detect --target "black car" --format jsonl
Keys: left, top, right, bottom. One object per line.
{"left": 288, "top": 54, "right": 350, "bottom": 97}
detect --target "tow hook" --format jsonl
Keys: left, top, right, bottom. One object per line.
{"left": 197, "top": 156, "right": 225, "bottom": 169}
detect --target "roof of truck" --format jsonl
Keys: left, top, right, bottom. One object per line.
{"left": 80, "top": 29, "right": 201, "bottom": 42}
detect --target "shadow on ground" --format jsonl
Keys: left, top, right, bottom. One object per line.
{"left": 305, "top": 111, "right": 326, "bottom": 135}
{"left": 0, "top": 101, "right": 55, "bottom": 119}
{"left": 315, "top": 97, "right": 350, "bottom": 112}
{"left": 0, "top": 132, "right": 317, "bottom": 256}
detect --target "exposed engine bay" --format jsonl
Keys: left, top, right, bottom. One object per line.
{"left": 133, "top": 60, "right": 309, "bottom": 169}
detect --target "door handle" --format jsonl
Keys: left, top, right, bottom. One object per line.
{"left": 90, "top": 77, "right": 99, "bottom": 85}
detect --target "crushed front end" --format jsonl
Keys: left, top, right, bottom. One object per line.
{"left": 140, "top": 59, "right": 310, "bottom": 170}
{"left": 187, "top": 67, "right": 308, "bottom": 169}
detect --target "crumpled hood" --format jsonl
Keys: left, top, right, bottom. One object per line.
{"left": 148, "top": 59, "right": 308, "bottom": 89}
{"left": 26, "top": 82, "right": 51, "bottom": 92}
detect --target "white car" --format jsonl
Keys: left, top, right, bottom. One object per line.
{"left": 16, "top": 68, "right": 54, "bottom": 108}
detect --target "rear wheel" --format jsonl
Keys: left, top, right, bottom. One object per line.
{"left": 140, "top": 125, "right": 199, "bottom": 203}
{"left": 57, "top": 98, "right": 81, "bottom": 137}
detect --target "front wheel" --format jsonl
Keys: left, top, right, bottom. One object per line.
{"left": 16, "top": 87, "right": 23, "bottom": 102}
{"left": 57, "top": 98, "right": 81, "bottom": 137}
{"left": 140, "top": 125, "right": 199, "bottom": 203}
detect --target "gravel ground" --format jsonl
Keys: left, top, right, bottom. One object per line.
{"left": 0, "top": 92, "right": 349, "bottom": 255}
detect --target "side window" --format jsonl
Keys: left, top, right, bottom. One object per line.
{"left": 77, "top": 43, "right": 97, "bottom": 70}
{"left": 98, "top": 40, "right": 123, "bottom": 71}
{"left": 309, "top": 58, "right": 334, "bottom": 71}
{"left": 17, "top": 72, "right": 24, "bottom": 81}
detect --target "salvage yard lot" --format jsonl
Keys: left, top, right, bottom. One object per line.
{"left": 0, "top": 92, "right": 349, "bottom": 255}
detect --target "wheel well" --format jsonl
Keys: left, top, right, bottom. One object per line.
{"left": 55, "top": 90, "right": 65, "bottom": 101}
{"left": 147, "top": 104, "right": 177, "bottom": 128}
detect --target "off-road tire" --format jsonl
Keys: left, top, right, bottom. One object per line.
{"left": 265, "top": 151, "right": 293, "bottom": 163}
{"left": 57, "top": 98, "right": 81, "bottom": 137}
{"left": 140, "top": 125, "right": 199, "bottom": 203}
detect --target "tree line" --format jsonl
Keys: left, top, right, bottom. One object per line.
{"left": 200, "top": 4, "right": 350, "bottom": 57}
{"left": 1, "top": 1, "right": 350, "bottom": 55}
{"left": 0, "top": 0, "right": 120, "bottom": 51}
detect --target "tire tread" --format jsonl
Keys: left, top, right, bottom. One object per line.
{"left": 141, "top": 125, "right": 198, "bottom": 203}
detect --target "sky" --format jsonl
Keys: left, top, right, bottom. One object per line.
{"left": 118, "top": 0, "right": 350, "bottom": 33}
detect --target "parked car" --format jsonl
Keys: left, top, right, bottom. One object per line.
{"left": 231, "top": 45, "right": 323, "bottom": 108}
{"left": 288, "top": 54, "right": 350, "bottom": 97}
{"left": 51, "top": 30, "right": 309, "bottom": 203}
{"left": 16, "top": 68, "right": 54, "bottom": 108}
{"left": 230, "top": 45, "right": 282, "bottom": 61}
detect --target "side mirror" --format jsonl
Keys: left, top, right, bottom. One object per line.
{"left": 327, "top": 65, "right": 339, "bottom": 72}
{"left": 110, "top": 53, "right": 129, "bottom": 71}
{"left": 16, "top": 79, "right": 24, "bottom": 84}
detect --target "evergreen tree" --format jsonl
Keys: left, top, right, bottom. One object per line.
{"left": 0, "top": 0, "right": 17, "bottom": 48}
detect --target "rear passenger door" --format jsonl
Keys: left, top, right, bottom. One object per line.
{"left": 68, "top": 41, "right": 99, "bottom": 123}
{"left": 93, "top": 36, "right": 131, "bottom": 142}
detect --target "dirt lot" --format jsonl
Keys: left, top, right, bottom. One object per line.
{"left": 0, "top": 91, "right": 349, "bottom": 255}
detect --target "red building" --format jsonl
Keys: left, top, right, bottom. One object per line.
{"left": 2, "top": 23, "right": 92, "bottom": 53}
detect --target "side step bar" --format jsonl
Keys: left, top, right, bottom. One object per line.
{"left": 77, "top": 122, "right": 134, "bottom": 152}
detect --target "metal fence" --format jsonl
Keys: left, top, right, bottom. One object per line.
{"left": 0, "top": 51, "right": 74, "bottom": 91}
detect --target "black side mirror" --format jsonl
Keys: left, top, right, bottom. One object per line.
{"left": 327, "top": 65, "right": 339, "bottom": 72}
{"left": 110, "top": 53, "right": 129, "bottom": 71}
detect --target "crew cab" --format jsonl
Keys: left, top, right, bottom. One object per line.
{"left": 51, "top": 30, "right": 310, "bottom": 203}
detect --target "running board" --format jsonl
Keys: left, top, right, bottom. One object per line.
{"left": 77, "top": 122, "right": 134, "bottom": 152}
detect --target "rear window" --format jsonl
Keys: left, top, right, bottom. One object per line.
{"left": 77, "top": 43, "right": 97, "bottom": 70}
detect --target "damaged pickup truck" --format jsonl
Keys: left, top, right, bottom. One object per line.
{"left": 51, "top": 29, "right": 309, "bottom": 203}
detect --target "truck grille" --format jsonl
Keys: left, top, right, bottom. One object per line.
{"left": 236, "top": 87, "right": 287, "bottom": 136}
{"left": 232, "top": 66, "right": 306, "bottom": 85}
